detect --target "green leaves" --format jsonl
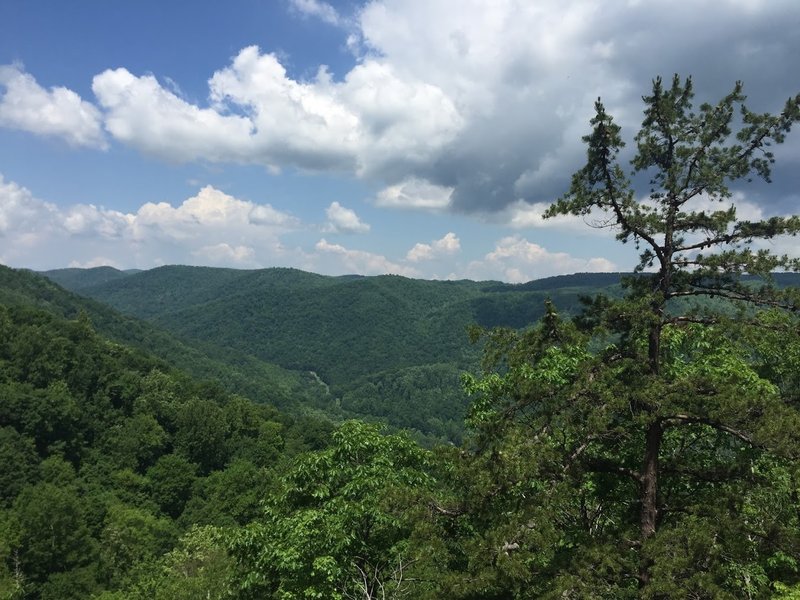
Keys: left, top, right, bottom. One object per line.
{"left": 456, "top": 76, "right": 800, "bottom": 597}
{"left": 549, "top": 75, "right": 800, "bottom": 280}
{"left": 228, "top": 421, "right": 434, "bottom": 599}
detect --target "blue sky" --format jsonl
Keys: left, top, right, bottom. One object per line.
{"left": 1, "top": 0, "right": 798, "bottom": 281}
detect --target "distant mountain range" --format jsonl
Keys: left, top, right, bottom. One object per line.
{"left": 1, "top": 265, "right": 327, "bottom": 415}
{"left": 35, "top": 265, "right": 800, "bottom": 443}
{"left": 39, "top": 266, "right": 629, "bottom": 443}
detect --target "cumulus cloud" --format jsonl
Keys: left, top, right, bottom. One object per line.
{"left": 355, "top": 0, "right": 800, "bottom": 214}
{"left": 374, "top": 178, "right": 452, "bottom": 211}
{"left": 681, "top": 191, "right": 765, "bottom": 224}
{"left": 0, "top": 64, "right": 106, "bottom": 148}
{"left": 406, "top": 232, "right": 460, "bottom": 262}
{"left": 9, "top": 1, "right": 798, "bottom": 216}
{"left": 466, "top": 235, "right": 617, "bottom": 283}
{"left": 3, "top": 170, "right": 795, "bottom": 281}
{"left": 193, "top": 243, "right": 256, "bottom": 265}
{"left": 0, "top": 174, "right": 59, "bottom": 234}
{"left": 315, "top": 238, "right": 418, "bottom": 277}
{"left": 121, "top": 185, "right": 301, "bottom": 243}
{"left": 0, "top": 179, "right": 301, "bottom": 269}
{"left": 324, "top": 201, "right": 370, "bottom": 233}
{"left": 89, "top": 45, "right": 463, "bottom": 175}
{"left": 92, "top": 68, "right": 254, "bottom": 163}
{"left": 68, "top": 256, "right": 124, "bottom": 269}
{"left": 0, "top": 175, "right": 422, "bottom": 278}
{"left": 503, "top": 200, "right": 610, "bottom": 231}
{"left": 289, "top": 0, "right": 341, "bottom": 25}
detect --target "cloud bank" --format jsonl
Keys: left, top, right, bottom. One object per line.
{"left": 0, "top": 174, "right": 621, "bottom": 280}
{"left": 2, "top": 1, "right": 796, "bottom": 218}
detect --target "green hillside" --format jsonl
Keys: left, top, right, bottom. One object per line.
{"left": 60, "top": 266, "right": 627, "bottom": 382}
{"left": 2, "top": 266, "right": 327, "bottom": 414}
{"left": 40, "top": 266, "right": 140, "bottom": 291}
{"left": 41, "top": 265, "right": 800, "bottom": 443}
{"left": 0, "top": 293, "right": 333, "bottom": 599}
{"left": 42, "top": 266, "right": 632, "bottom": 442}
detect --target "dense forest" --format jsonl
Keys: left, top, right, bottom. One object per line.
{"left": 43, "top": 265, "right": 632, "bottom": 444}
{"left": 3, "top": 76, "right": 800, "bottom": 598}
{"left": 0, "top": 293, "right": 333, "bottom": 599}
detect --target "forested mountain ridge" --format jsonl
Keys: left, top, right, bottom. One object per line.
{"left": 39, "top": 267, "right": 141, "bottom": 292}
{"left": 43, "top": 266, "right": 636, "bottom": 442}
{"left": 0, "top": 289, "right": 334, "bottom": 599}
{"left": 1, "top": 266, "right": 327, "bottom": 414}
{"left": 42, "top": 265, "right": 800, "bottom": 443}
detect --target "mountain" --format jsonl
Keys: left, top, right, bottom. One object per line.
{"left": 42, "top": 266, "right": 633, "bottom": 442}
{"left": 0, "top": 273, "right": 335, "bottom": 599}
{"left": 2, "top": 265, "right": 327, "bottom": 413}
{"left": 37, "top": 265, "right": 800, "bottom": 442}
{"left": 52, "top": 266, "right": 629, "bottom": 381}
{"left": 40, "top": 266, "right": 140, "bottom": 291}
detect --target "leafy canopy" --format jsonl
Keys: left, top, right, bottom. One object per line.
{"left": 457, "top": 75, "right": 800, "bottom": 598}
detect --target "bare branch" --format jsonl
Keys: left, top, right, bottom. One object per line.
{"left": 428, "top": 502, "right": 466, "bottom": 517}
{"left": 666, "top": 316, "right": 719, "bottom": 326}
{"left": 661, "top": 414, "right": 761, "bottom": 447}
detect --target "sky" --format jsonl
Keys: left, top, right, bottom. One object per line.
{"left": 0, "top": 0, "right": 798, "bottom": 282}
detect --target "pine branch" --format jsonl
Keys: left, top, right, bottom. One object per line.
{"left": 661, "top": 414, "right": 761, "bottom": 447}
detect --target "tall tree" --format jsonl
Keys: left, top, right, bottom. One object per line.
{"left": 462, "top": 76, "right": 800, "bottom": 597}
{"left": 228, "top": 421, "right": 433, "bottom": 600}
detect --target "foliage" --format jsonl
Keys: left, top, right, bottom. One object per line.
{"left": 0, "top": 264, "right": 330, "bottom": 414}
{"left": 455, "top": 75, "right": 800, "bottom": 596}
{"left": 228, "top": 420, "right": 434, "bottom": 599}
{"left": 43, "top": 265, "right": 643, "bottom": 440}
{"left": 2, "top": 75, "right": 800, "bottom": 598}
{"left": 0, "top": 299, "right": 332, "bottom": 599}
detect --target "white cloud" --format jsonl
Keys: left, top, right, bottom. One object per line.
{"left": 406, "top": 232, "right": 460, "bottom": 261}
{"left": 355, "top": 0, "right": 798, "bottom": 212}
{"left": 0, "top": 174, "right": 59, "bottom": 234}
{"left": 324, "top": 201, "right": 370, "bottom": 233}
{"left": 466, "top": 235, "right": 617, "bottom": 283}
{"left": 193, "top": 243, "right": 256, "bottom": 265}
{"left": 0, "top": 178, "right": 301, "bottom": 269}
{"left": 289, "top": 0, "right": 341, "bottom": 25}
{"left": 92, "top": 68, "right": 254, "bottom": 163}
{"left": 127, "top": 185, "right": 299, "bottom": 242}
{"left": 249, "top": 203, "right": 298, "bottom": 226}
{"left": 0, "top": 174, "right": 427, "bottom": 277}
{"left": 89, "top": 46, "right": 463, "bottom": 176}
{"left": 0, "top": 64, "right": 106, "bottom": 148}
{"left": 4, "top": 1, "right": 800, "bottom": 217}
{"left": 375, "top": 178, "right": 453, "bottom": 210}
{"left": 504, "top": 200, "right": 615, "bottom": 232}
{"left": 682, "top": 191, "right": 765, "bottom": 223}
{"left": 68, "top": 256, "right": 123, "bottom": 269}
{"left": 315, "top": 238, "right": 418, "bottom": 277}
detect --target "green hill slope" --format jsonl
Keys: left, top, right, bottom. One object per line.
{"left": 40, "top": 266, "right": 140, "bottom": 291}
{"left": 44, "top": 266, "right": 634, "bottom": 442}
{"left": 1, "top": 266, "right": 327, "bottom": 413}
{"left": 0, "top": 290, "right": 334, "bottom": 599}
{"left": 67, "top": 266, "right": 626, "bottom": 381}
{"left": 47, "top": 265, "right": 800, "bottom": 442}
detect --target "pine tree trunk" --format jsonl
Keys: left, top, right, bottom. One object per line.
{"left": 639, "top": 420, "right": 662, "bottom": 587}
{"left": 640, "top": 287, "right": 665, "bottom": 585}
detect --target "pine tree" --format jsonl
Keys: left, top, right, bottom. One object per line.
{"left": 462, "top": 76, "right": 800, "bottom": 597}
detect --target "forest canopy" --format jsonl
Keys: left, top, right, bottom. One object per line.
{"left": 2, "top": 75, "right": 800, "bottom": 599}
